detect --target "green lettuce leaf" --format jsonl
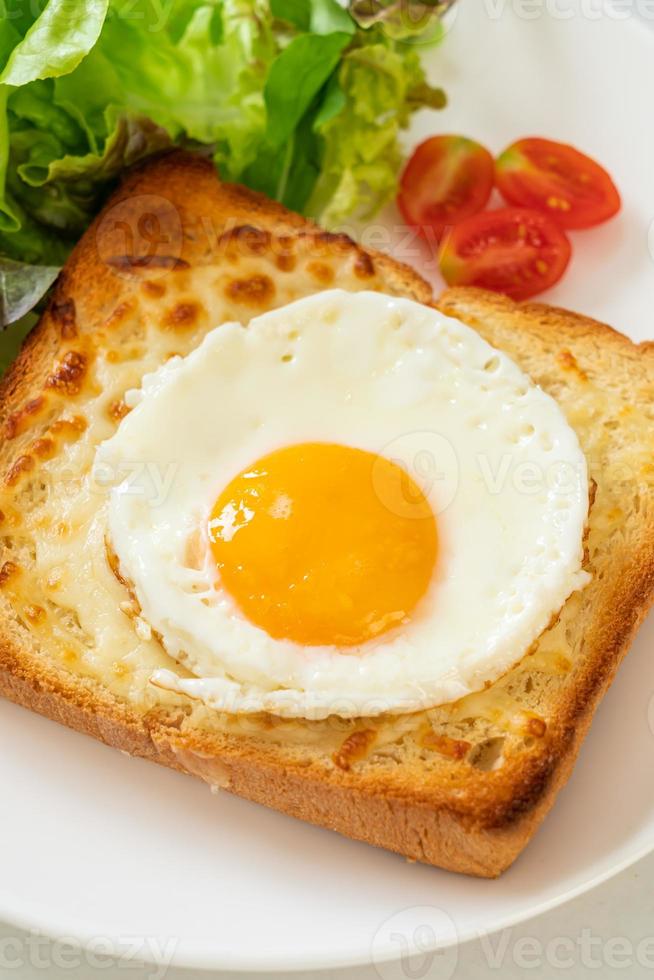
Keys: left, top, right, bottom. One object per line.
{"left": 0, "top": 0, "right": 110, "bottom": 85}
{"left": 0, "top": 258, "right": 59, "bottom": 326}
{"left": 272, "top": 0, "right": 355, "bottom": 33}
{"left": 307, "top": 32, "right": 446, "bottom": 225}
{"left": 311, "top": 0, "right": 356, "bottom": 35}
{"left": 348, "top": 0, "right": 455, "bottom": 40}
{"left": 0, "top": 1, "right": 47, "bottom": 38}
{"left": 264, "top": 32, "right": 351, "bottom": 148}
{"left": 270, "top": 0, "right": 312, "bottom": 30}
{"left": 0, "top": 0, "right": 449, "bottom": 334}
{"left": 4, "top": 104, "right": 171, "bottom": 258}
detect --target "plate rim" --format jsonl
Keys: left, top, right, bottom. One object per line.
{"left": 0, "top": 830, "right": 653, "bottom": 972}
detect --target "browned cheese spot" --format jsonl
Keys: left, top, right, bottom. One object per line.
{"left": 332, "top": 729, "right": 377, "bottom": 771}
{"left": 141, "top": 281, "right": 167, "bottom": 299}
{"left": 306, "top": 261, "right": 335, "bottom": 286}
{"left": 274, "top": 236, "right": 297, "bottom": 272}
{"left": 50, "top": 415, "right": 87, "bottom": 439}
{"left": 24, "top": 604, "right": 45, "bottom": 625}
{"left": 5, "top": 455, "right": 35, "bottom": 487}
{"left": 109, "top": 399, "right": 130, "bottom": 422}
{"left": 558, "top": 349, "right": 588, "bottom": 382}
{"left": 45, "top": 351, "right": 88, "bottom": 396}
{"left": 354, "top": 252, "right": 375, "bottom": 279}
{"left": 275, "top": 252, "right": 296, "bottom": 272}
{"left": 163, "top": 300, "right": 202, "bottom": 330}
{"left": 422, "top": 731, "right": 472, "bottom": 760}
{"left": 4, "top": 396, "right": 46, "bottom": 440}
{"left": 51, "top": 298, "right": 77, "bottom": 339}
{"left": 0, "top": 560, "right": 18, "bottom": 586}
{"left": 525, "top": 716, "right": 547, "bottom": 738}
{"left": 225, "top": 274, "right": 275, "bottom": 308}
{"left": 31, "top": 437, "right": 56, "bottom": 460}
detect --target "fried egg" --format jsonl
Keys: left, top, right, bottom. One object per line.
{"left": 94, "top": 290, "right": 590, "bottom": 719}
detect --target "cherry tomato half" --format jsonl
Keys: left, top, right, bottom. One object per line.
{"left": 398, "top": 135, "right": 494, "bottom": 240}
{"left": 438, "top": 207, "right": 572, "bottom": 301}
{"left": 495, "top": 137, "right": 621, "bottom": 230}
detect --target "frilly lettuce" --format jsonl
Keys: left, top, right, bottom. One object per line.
{"left": 0, "top": 0, "right": 446, "bottom": 329}
{"left": 307, "top": 34, "right": 446, "bottom": 225}
{"left": 349, "top": 0, "right": 456, "bottom": 40}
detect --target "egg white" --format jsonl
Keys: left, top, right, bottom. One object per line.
{"left": 94, "top": 290, "right": 590, "bottom": 720}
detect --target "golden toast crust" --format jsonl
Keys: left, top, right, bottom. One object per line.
{"left": 0, "top": 151, "right": 652, "bottom": 878}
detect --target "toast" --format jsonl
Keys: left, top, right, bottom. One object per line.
{"left": 0, "top": 150, "right": 652, "bottom": 877}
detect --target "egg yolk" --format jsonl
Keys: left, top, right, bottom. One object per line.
{"left": 208, "top": 443, "right": 438, "bottom": 648}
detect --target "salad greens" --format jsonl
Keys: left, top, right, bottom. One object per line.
{"left": 0, "top": 1, "right": 110, "bottom": 86}
{"left": 349, "top": 0, "right": 457, "bottom": 39}
{"left": 0, "top": 0, "right": 446, "bottom": 329}
{"left": 0, "top": 257, "right": 59, "bottom": 324}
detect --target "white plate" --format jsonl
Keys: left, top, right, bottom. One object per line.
{"left": 1, "top": 2, "right": 653, "bottom": 973}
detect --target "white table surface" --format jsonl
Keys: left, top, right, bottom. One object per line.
{"left": 1, "top": 3, "right": 652, "bottom": 979}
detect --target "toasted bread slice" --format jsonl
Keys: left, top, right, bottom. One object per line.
{"left": 1, "top": 151, "right": 652, "bottom": 877}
